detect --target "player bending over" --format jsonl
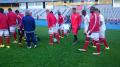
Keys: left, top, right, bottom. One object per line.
{"left": 46, "top": 10, "right": 60, "bottom": 45}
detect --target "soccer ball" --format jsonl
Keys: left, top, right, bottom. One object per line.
{"left": 53, "top": 38, "right": 57, "bottom": 43}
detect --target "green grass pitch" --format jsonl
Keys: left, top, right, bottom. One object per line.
{"left": 0, "top": 26, "right": 120, "bottom": 67}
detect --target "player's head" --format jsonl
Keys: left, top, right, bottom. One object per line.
{"left": 72, "top": 8, "right": 76, "bottom": 13}
{"left": 25, "top": 10, "right": 31, "bottom": 16}
{"left": 50, "top": 11, "right": 53, "bottom": 13}
{"left": 82, "top": 10, "right": 86, "bottom": 16}
{"left": 58, "top": 11, "right": 61, "bottom": 16}
{"left": 0, "top": 8, "right": 4, "bottom": 13}
{"left": 8, "top": 8, "right": 12, "bottom": 12}
{"left": 94, "top": 8, "right": 100, "bottom": 14}
{"left": 46, "top": 9, "right": 50, "bottom": 14}
{"left": 15, "top": 10, "right": 19, "bottom": 14}
{"left": 98, "top": 10, "right": 100, "bottom": 13}
{"left": 90, "top": 6, "right": 95, "bottom": 13}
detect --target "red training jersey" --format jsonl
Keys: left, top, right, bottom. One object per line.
{"left": 0, "top": 13, "right": 9, "bottom": 29}
{"left": 46, "top": 13, "right": 57, "bottom": 28}
{"left": 71, "top": 13, "right": 82, "bottom": 29}
{"left": 7, "top": 11, "right": 17, "bottom": 26}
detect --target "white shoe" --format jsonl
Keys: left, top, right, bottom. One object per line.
{"left": 13, "top": 41, "right": 18, "bottom": 43}
{"left": 27, "top": 46, "right": 32, "bottom": 49}
{"left": 34, "top": 45, "right": 37, "bottom": 48}
{"left": 78, "top": 49, "right": 87, "bottom": 52}
{"left": 6, "top": 46, "right": 10, "bottom": 48}
{"left": 18, "top": 43, "right": 22, "bottom": 45}
{"left": 92, "top": 45, "right": 96, "bottom": 48}
{"left": 106, "top": 47, "right": 110, "bottom": 50}
{"left": 0, "top": 44, "right": 5, "bottom": 48}
{"left": 92, "top": 52, "right": 100, "bottom": 55}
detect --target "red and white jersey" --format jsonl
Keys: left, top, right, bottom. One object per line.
{"left": 0, "top": 13, "right": 9, "bottom": 29}
{"left": 46, "top": 13, "right": 57, "bottom": 28}
{"left": 58, "top": 15, "right": 64, "bottom": 25}
{"left": 99, "top": 14, "right": 106, "bottom": 31}
{"left": 88, "top": 12, "right": 100, "bottom": 33}
{"left": 71, "top": 13, "right": 82, "bottom": 29}
{"left": 17, "top": 13, "right": 24, "bottom": 29}
{"left": 83, "top": 14, "right": 90, "bottom": 33}
{"left": 7, "top": 11, "right": 17, "bottom": 26}
{"left": 17, "top": 13, "right": 24, "bottom": 25}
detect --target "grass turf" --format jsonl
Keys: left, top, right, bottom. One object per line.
{"left": 0, "top": 26, "right": 120, "bottom": 67}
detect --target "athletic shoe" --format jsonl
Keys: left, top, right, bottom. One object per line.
{"left": 61, "top": 36, "right": 64, "bottom": 38}
{"left": 18, "top": 42, "right": 22, "bottom": 45}
{"left": 78, "top": 49, "right": 87, "bottom": 52}
{"left": 13, "top": 41, "right": 18, "bottom": 43}
{"left": 92, "top": 52, "right": 100, "bottom": 55}
{"left": 49, "top": 43, "right": 53, "bottom": 45}
{"left": 34, "top": 45, "right": 37, "bottom": 48}
{"left": 6, "top": 46, "right": 10, "bottom": 48}
{"left": 0, "top": 44, "right": 5, "bottom": 48}
{"left": 105, "top": 47, "right": 110, "bottom": 50}
{"left": 92, "top": 45, "right": 96, "bottom": 48}
{"left": 27, "top": 46, "right": 32, "bottom": 49}
{"left": 72, "top": 40, "right": 78, "bottom": 45}
{"left": 59, "top": 36, "right": 64, "bottom": 38}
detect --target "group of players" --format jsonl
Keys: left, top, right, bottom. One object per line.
{"left": 0, "top": 8, "right": 25, "bottom": 48}
{"left": 46, "top": 6, "right": 110, "bottom": 55}
{"left": 0, "top": 6, "right": 110, "bottom": 55}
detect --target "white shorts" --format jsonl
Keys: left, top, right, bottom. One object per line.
{"left": 49, "top": 27, "right": 54, "bottom": 34}
{"left": 99, "top": 30, "right": 105, "bottom": 38}
{"left": 54, "top": 25, "right": 59, "bottom": 33}
{"left": 90, "top": 32, "right": 99, "bottom": 41}
{"left": 10, "top": 26, "right": 16, "bottom": 33}
{"left": 0, "top": 29, "right": 9, "bottom": 36}
{"left": 63, "top": 24, "right": 70, "bottom": 30}
{"left": 59, "top": 24, "right": 64, "bottom": 30}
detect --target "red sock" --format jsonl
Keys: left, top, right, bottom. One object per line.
{"left": 55, "top": 33, "right": 60, "bottom": 43}
{"left": 13, "top": 32, "right": 17, "bottom": 41}
{"left": 5, "top": 37, "right": 10, "bottom": 46}
{"left": 103, "top": 38, "right": 109, "bottom": 48}
{"left": 61, "top": 30, "right": 64, "bottom": 37}
{"left": 92, "top": 40, "right": 96, "bottom": 46}
{"left": 95, "top": 41, "right": 100, "bottom": 53}
{"left": 49, "top": 34, "right": 53, "bottom": 44}
{"left": 0, "top": 36, "right": 3, "bottom": 45}
{"left": 83, "top": 37, "right": 90, "bottom": 49}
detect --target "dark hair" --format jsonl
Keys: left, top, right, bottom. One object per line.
{"left": 72, "top": 8, "right": 76, "bottom": 10}
{"left": 82, "top": 10, "right": 86, "bottom": 14}
{"left": 50, "top": 11, "right": 53, "bottom": 13}
{"left": 8, "top": 8, "right": 12, "bottom": 11}
{"left": 98, "top": 10, "right": 100, "bottom": 13}
{"left": 15, "top": 10, "right": 19, "bottom": 13}
{"left": 95, "top": 8, "right": 98, "bottom": 11}
{"left": 58, "top": 11, "right": 61, "bottom": 15}
{"left": 90, "top": 6, "right": 96, "bottom": 13}
{"left": 0, "top": 8, "right": 4, "bottom": 13}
